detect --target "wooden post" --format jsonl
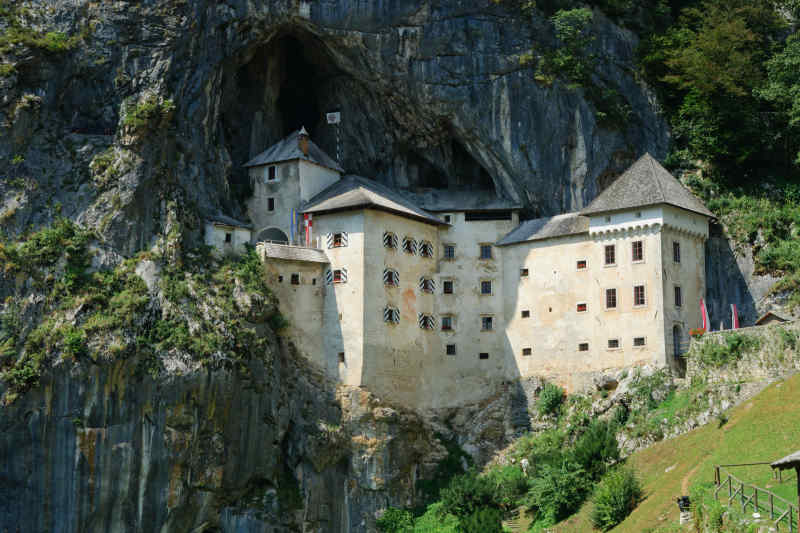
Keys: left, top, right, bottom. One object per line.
{"left": 770, "top": 493, "right": 774, "bottom": 519}
{"left": 795, "top": 466, "right": 800, "bottom": 530}
{"left": 755, "top": 488, "right": 759, "bottom": 513}
{"left": 715, "top": 466, "right": 720, "bottom": 486}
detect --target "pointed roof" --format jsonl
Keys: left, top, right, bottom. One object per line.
{"left": 580, "top": 153, "right": 713, "bottom": 218}
{"left": 301, "top": 175, "right": 447, "bottom": 226}
{"left": 496, "top": 213, "right": 588, "bottom": 246}
{"left": 243, "top": 129, "right": 344, "bottom": 173}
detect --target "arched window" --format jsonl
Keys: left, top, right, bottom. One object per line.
{"left": 402, "top": 237, "right": 417, "bottom": 255}
{"left": 419, "top": 241, "right": 434, "bottom": 258}
{"left": 418, "top": 313, "right": 436, "bottom": 330}
{"left": 419, "top": 277, "right": 435, "bottom": 293}
{"left": 383, "top": 232, "right": 398, "bottom": 249}
{"left": 383, "top": 268, "right": 400, "bottom": 287}
{"left": 383, "top": 306, "right": 400, "bottom": 324}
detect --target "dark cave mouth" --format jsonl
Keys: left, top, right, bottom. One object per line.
{"left": 225, "top": 28, "right": 501, "bottom": 197}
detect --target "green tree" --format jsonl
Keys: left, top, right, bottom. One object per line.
{"left": 758, "top": 32, "right": 800, "bottom": 165}
{"left": 522, "top": 461, "right": 590, "bottom": 526}
{"left": 569, "top": 420, "right": 621, "bottom": 481}
{"left": 439, "top": 471, "right": 497, "bottom": 519}
{"left": 590, "top": 467, "right": 643, "bottom": 531}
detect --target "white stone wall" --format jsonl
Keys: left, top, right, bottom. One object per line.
{"left": 247, "top": 161, "right": 299, "bottom": 243}
{"left": 204, "top": 222, "right": 252, "bottom": 256}
{"left": 298, "top": 160, "right": 340, "bottom": 202}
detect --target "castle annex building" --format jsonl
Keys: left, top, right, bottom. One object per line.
{"left": 206, "top": 130, "right": 713, "bottom": 409}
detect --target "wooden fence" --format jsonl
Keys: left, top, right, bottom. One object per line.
{"left": 714, "top": 464, "right": 798, "bottom": 531}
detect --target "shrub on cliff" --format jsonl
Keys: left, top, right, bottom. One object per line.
{"left": 590, "top": 466, "right": 643, "bottom": 531}
{"left": 538, "top": 382, "right": 565, "bottom": 416}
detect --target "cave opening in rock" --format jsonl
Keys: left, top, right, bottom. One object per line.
{"left": 275, "top": 35, "right": 324, "bottom": 136}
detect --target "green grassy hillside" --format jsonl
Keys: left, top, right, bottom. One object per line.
{"left": 555, "top": 373, "right": 800, "bottom": 532}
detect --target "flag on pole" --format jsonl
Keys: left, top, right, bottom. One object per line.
{"left": 303, "top": 213, "right": 313, "bottom": 246}
{"left": 731, "top": 304, "right": 740, "bottom": 329}
{"left": 700, "top": 299, "right": 710, "bottom": 331}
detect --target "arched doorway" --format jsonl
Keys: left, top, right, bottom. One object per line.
{"left": 673, "top": 325, "right": 686, "bottom": 377}
{"left": 257, "top": 227, "right": 289, "bottom": 243}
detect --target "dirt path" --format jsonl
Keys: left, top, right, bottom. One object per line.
{"left": 681, "top": 463, "right": 701, "bottom": 494}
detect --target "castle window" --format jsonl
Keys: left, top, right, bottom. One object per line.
{"left": 604, "top": 245, "right": 616, "bottom": 266}
{"left": 383, "top": 268, "right": 400, "bottom": 287}
{"left": 419, "top": 277, "right": 436, "bottom": 293}
{"left": 441, "top": 316, "right": 453, "bottom": 331}
{"left": 327, "top": 268, "right": 348, "bottom": 284}
{"left": 633, "top": 336, "right": 646, "bottom": 347}
{"left": 605, "top": 288, "right": 617, "bottom": 309}
{"left": 522, "top": 347, "right": 532, "bottom": 356}
{"left": 418, "top": 313, "right": 436, "bottom": 330}
{"left": 520, "top": 268, "right": 529, "bottom": 278}
{"left": 577, "top": 259, "right": 587, "bottom": 270}
{"left": 479, "top": 352, "right": 490, "bottom": 360}
{"left": 480, "top": 280, "right": 492, "bottom": 295}
{"left": 673, "top": 241, "right": 681, "bottom": 263}
{"left": 225, "top": 232, "right": 232, "bottom": 243}
{"left": 577, "top": 302, "right": 587, "bottom": 313}
{"left": 420, "top": 241, "right": 434, "bottom": 258}
{"left": 578, "top": 342, "right": 589, "bottom": 352}
{"left": 327, "top": 232, "right": 349, "bottom": 248}
{"left": 443, "top": 244, "right": 455, "bottom": 260}
{"left": 268, "top": 198, "right": 275, "bottom": 211}
{"left": 291, "top": 273, "right": 300, "bottom": 285}
{"left": 403, "top": 237, "right": 417, "bottom": 255}
{"left": 607, "top": 338, "right": 620, "bottom": 349}
{"left": 481, "top": 316, "right": 493, "bottom": 331}
{"left": 632, "top": 240, "right": 643, "bottom": 262}
{"left": 634, "top": 285, "right": 646, "bottom": 306}
{"left": 479, "top": 244, "right": 493, "bottom": 259}
{"left": 446, "top": 344, "right": 457, "bottom": 356}
{"left": 674, "top": 285, "right": 682, "bottom": 308}
{"left": 383, "top": 232, "right": 398, "bottom": 249}
{"left": 383, "top": 306, "right": 400, "bottom": 324}
{"left": 278, "top": 275, "right": 283, "bottom": 283}
{"left": 312, "top": 278, "right": 316, "bottom": 285}
{"left": 521, "top": 310, "right": 530, "bottom": 318}
{"left": 443, "top": 280, "right": 454, "bottom": 294}
{"left": 268, "top": 165, "right": 277, "bottom": 181}
{"left": 338, "top": 352, "right": 345, "bottom": 363}
{"left": 444, "top": 214, "right": 452, "bottom": 223}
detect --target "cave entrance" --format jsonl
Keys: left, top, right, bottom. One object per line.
{"left": 275, "top": 35, "right": 324, "bottom": 136}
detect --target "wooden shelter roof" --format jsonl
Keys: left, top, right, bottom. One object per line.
{"left": 772, "top": 450, "right": 800, "bottom": 470}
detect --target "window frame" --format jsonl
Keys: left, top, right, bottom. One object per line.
{"left": 674, "top": 285, "right": 683, "bottom": 308}
{"left": 578, "top": 342, "right": 589, "bottom": 352}
{"left": 418, "top": 313, "right": 436, "bottom": 330}
{"left": 419, "top": 240, "right": 434, "bottom": 258}
{"left": 604, "top": 244, "right": 616, "bottom": 266}
{"left": 576, "top": 259, "right": 588, "bottom": 271}
{"left": 383, "top": 306, "right": 400, "bottom": 324}
{"left": 442, "top": 243, "right": 456, "bottom": 260}
{"left": 446, "top": 344, "right": 457, "bottom": 356}
{"left": 673, "top": 241, "right": 681, "bottom": 263}
{"left": 442, "top": 279, "right": 454, "bottom": 294}
{"left": 605, "top": 288, "right": 617, "bottom": 310}
{"left": 607, "top": 338, "right": 621, "bottom": 350}
{"left": 521, "top": 309, "right": 530, "bottom": 318}
{"left": 522, "top": 347, "right": 532, "bottom": 356}
{"left": 290, "top": 273, "right": 300, "bottom": 285}
{"left": 383, "top": 268, "right": 400, "bottom": 288}
{"left": 268, "top": 197, "right": 275, "bottom": 212}
{"left": 480, "top": 279, "right": 493, "bottom": 295}
{"left": 520, "top": 268, "right": 529, "bottom": 278}
{"left": 481, "top": 315, "right": 494, "bottom": 331}
{"left": 479, "top": 243, "right": 493, "bottom": 260}
{"left": 633, "top": 336, "right": 647, "bottom": 348}
{"left": 224, "top": 232, "right": 232, "bottom": 243}
{"left": 631, "top": 240, "right": 644, "bottom": 263}
{"left": 332, "top": 232, "right": 345, "bottom": 248}
{"left": 267, "top": 165, "right": 277, "bottom": 181}
{"left": 576, "top": 302, "right": 588, "bottom": 313}
{"left": 633, "top": 284, "right": 646, "bottom": 307}
{"left": 383, "top": 232, "right": 398, "bottom": 250}
{"left": 402, "top": 237, "right": 417, "bottom": 255}
{"left": 479, "top": 352, "right": 490, "bottom": 360}
{"left": 441, "top": 315, "right": 454, "bottom": 331}
{"left": 419, "top": 277, "right": 436, "bottom": 294}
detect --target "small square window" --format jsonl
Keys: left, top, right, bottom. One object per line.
{"left": 632, "top": 241, "right": 643, "bottom": 262}
{"left": 278, "top": 275, "right": 283, "bottom": 283}
{"left": 578, "top": 342, "right": 589, "bottom": 352}
{"left": 441, "top": 316, "right": 453, "bottom": 331}
{"left": 291, "top": 273, "right": 300, "bottom": 285}
{"left": 633, "top": 337, "right": 646, "bottom": 347}
{"left": 443, "top": 244, "right": 455, "bottom": 260}
{"left": 268, "top": 166, "right": 277, "bottom": 181}
{"left": 444, "top": 214, "right": 452, "bottom": 224}
{"left": 521, "top": 310, "right": 530, "bottom": 318}
{"left": 225, "top": 232, "right": 232, "bottom": 243}
{"left": 522, "top": 347, "right": 532, "bottom": 356}
{"left": 480, "top": 244, "right": 493, "bottom": 259}
{"left": 268, "top": 198, "right": 275, "bottom": 211}
{"left": 674, "top": 285, "right": 682, "bottom": 308}
{"left": 608, "top": 339, "right": 620, "bottom": 349}
{"left": 446, "top": 344, "right": 456, "bottom": 355}
{"left": 481, "top": 280, "right": 492, "bottom": 295}
{"left": 338, "top": 352, "right": 345, "bottom": 363}
{"left": 333, "top": 270, "right": 343, "bottom": 283}
{"left": 481, "top": 316, "right": 493, "bottom": 331}
{"left": 604, "top": 245, "right": 616, "bottom": 265}
{"left": 673, "top": 241, "right": 681, "bottom": 263}
{"left": 634, "top": 285, "right": 646, "bottom": 306}
{"left": 577, "top": 302, "right": 587, "bottom": 313}
{"left": 577, "top": 259, "right": 587, "bottom": 270}
{"left": 479, "top": 352, "right": 489, "bottom": 360}
{"left": 605, "top": 288, "right": 617, "bottom": 309}
{"left": 443, "top": 280, "right": 454, "bottom": 294}
{"left": 520, "top": 268, "right": 529, "bottom": 278}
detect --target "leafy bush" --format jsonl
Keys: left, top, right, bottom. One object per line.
{"left": 569, "top": 420, "right": 620, "bottom": 481}
{"left": 538, "top": 382, "right": 565, "bottom": 416}
{"left": 484, "top": 465, "right": 529, "bottom": 510}
{"left": 590, "top": 466, "right": 643, "bottom": 531}
{"left": 459, "top": 507, "right": 503, "bottom": 533}
{"left": 439, "top": 470, "right": 497, "bottom": 519}
{"left": 376, "top": 508, "right": 413, "bottom": 533}
{"left": 695, "top": 332, "right": 761, "bottom": 368}
{"left": 122, "top": 95, "right": 175, "bottom": 133}
{"left": 522, "top": 461, "right": 590, "bottom": 527}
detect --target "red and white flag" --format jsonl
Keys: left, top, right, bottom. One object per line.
{"left": 303, "top": 213, "right": 313, "bottom": 246}
{"left": 700, "top": 299, "right": 710, "bottom": 331}
{"left": 731, "top": 304, "right": 740, "bottom": 329}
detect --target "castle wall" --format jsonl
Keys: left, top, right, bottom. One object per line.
{"left": 204, "top": 222, "right": 252, "bottom": 256}
{"left": 314, "top": 212, "right": 366, "bottom": 384}
{"left": 247, "top": 161, "right": 299, "bottom": 242}
{"left": 298, "top": 160, "right": 341, "bottom": 202}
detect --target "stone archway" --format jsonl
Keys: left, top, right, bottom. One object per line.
{"left": 257, "top": 227, "right": 289, "bottom": 243}
{"left": 673, "top": 324, "right": 687, "bottom": 377}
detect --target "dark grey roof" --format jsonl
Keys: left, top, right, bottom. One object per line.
{"left": 243, "top": 129, "right": 344, "bottom": 173}
{"left": 258, "top": 242, "right": 329, "bottom": 263}
{"left": 208, "top": 214, "right": 253, "bottom": 229}
{"left": 496, "top": 213, "right": 588, "bottom": 246}
{"left": 301, "top": 175, "right": 447, "bottom": 226}
{"left": 405, "top": 189, "right": 522, "bottom": 212}
{"left": 755, "top": 311, "right": 792, "bottom": 325}
{"left": 771, "top": 450, "right": 800, "bottom": 470}
{"left": 580, "top": 153, "right": 714, "bottom": 218}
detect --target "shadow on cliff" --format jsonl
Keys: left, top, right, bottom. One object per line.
{"left": 705, "top": 222, "right": 759, "bottom": 329}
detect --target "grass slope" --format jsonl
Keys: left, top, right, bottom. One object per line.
{"left": 554, "top": 373, "right": 800, "bottom": 532}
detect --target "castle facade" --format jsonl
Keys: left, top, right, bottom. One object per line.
{"left": 208, "top": 130, "right": 712, "bottom": 409}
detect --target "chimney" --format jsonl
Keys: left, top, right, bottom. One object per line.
{"left": 298, "top": 126, "right": 309, "bottom": 157}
